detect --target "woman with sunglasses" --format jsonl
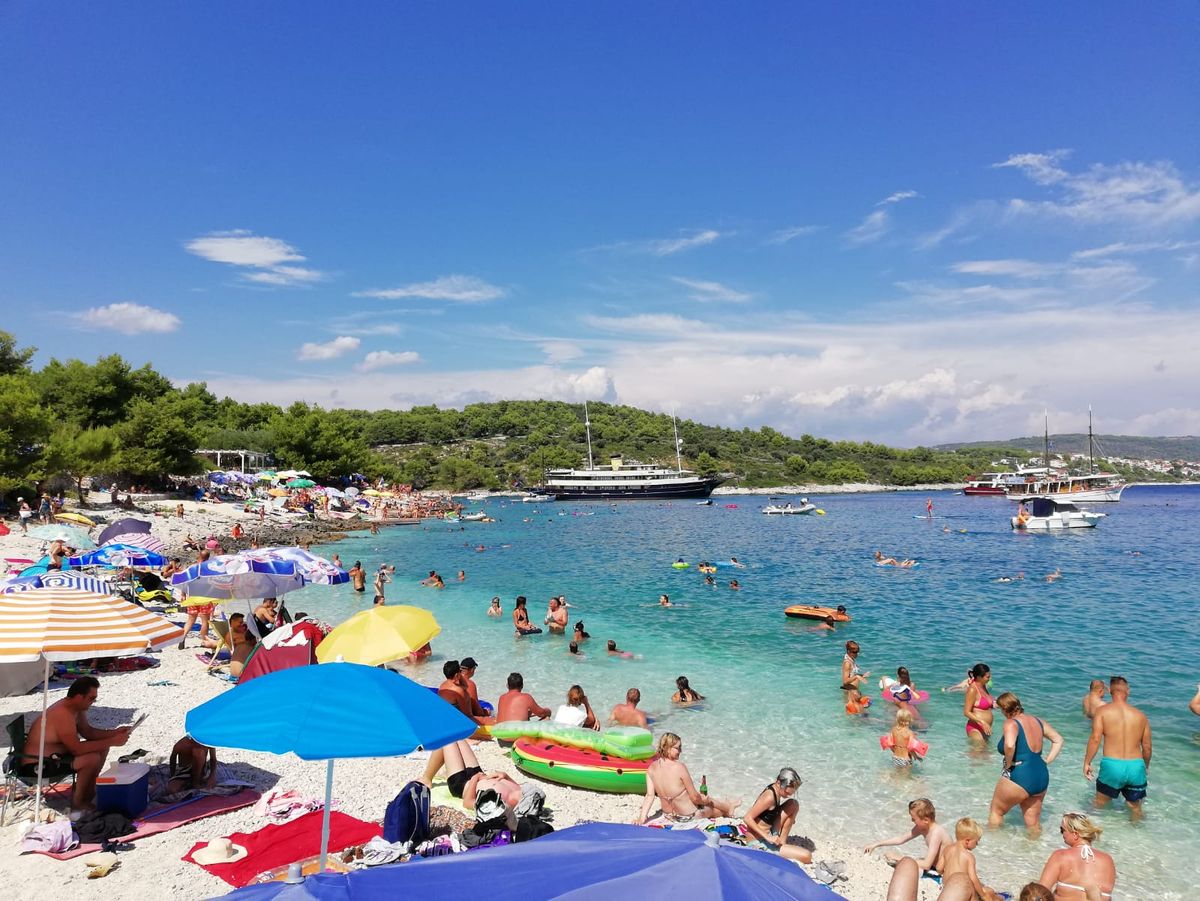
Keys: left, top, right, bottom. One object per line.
{"left": 1037, "top": 812, "right": 1116, "bottom": 899}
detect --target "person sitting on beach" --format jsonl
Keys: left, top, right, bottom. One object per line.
{"left": 496, "top": 672, "right": 550, "bottom": 722}
{"left": 21, "top": 676, "right": 131, "bottom": 811}
{"left": 863, "top": 797, "right": 951, "bottom": 871}
{"left": 487, "top": 596, "right": 503, "bottom": 617}
{"left": 938, "top": 818, "right": 1004, "bottom": 901}
{"left": 1082, "top": 680, "right": 1107, "bottom": 719}
{"left": 672, "top": 675, "right": 705, "bottom": 706}
{"left": 885, "top": 858, "right": 976, "bottom": 901}
{"left": 438, "top": 660, "right": 492, "bottom": 725}
{"left": 421, "top": 740, "right": 522, "bottom": 811}
{"left": 554, "top": 684, "right": 599, "bottom": 730}
{"left": 637, "top": 732, "right": 739, "bottom": 823}
{"left": 224, "top": 614, "right": 256, "bottom": 677}
{"left": 182, "top": 533, "right": 199, "bottom": 551}
{"left": 572, "top": 620, "right": 590, "bottom": 642}
{"left": 882, "top": 709, "right": 927, "bottom": 768}
{"left": 253, "top": 598, "right": 280, "bottom": 635}
{"left": 459, "top": 657, "right": 481, "bottom": 705}
{"left": 742, "top": 767, "right": 811, "bottom": 863}
{"left": 169, "top": 736, "right": 218, "bottom": 791}
{"left": 1037, "top": 812, "right": 1116, "bottom": 900}
{"left": 161, "top": 557, "right": 184, "bottom": 580}
{"left": 1084, "top": 676, "right": 1151, "bottom": 822}
{"left": 607, "top": 639, "right": 633, "bottom": 658}
{"left": 512, "top": 596, "right": 542, "bottom": 636}
{"left": 609, "top": 688, "right": 648, "bottom": 728}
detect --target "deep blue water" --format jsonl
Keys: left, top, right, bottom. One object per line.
{"left": 292, "top": 485, "right": 1200, "bottom": 898}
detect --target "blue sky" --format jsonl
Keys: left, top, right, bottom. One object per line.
{"left": 2, "top": 3, "right": 1198, "bottom": 444}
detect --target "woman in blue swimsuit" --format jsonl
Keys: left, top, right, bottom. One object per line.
{"left": 987, "top": 691, "right": 1064, "bottom": 832}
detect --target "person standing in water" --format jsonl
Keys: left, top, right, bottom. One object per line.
{"left": 1082, "top": 680, "right": 1107, "bottom": 718}
{"left": 963, "top": 663, "right": 994, "bottom": 743}
{"left": 926, "top": 497, "right": 934, "bottom": 519}
{"left": 1085, "top": 676, "right": 1151, "bottom": 821}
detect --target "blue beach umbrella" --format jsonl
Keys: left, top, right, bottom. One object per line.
{"left": 186, "top": 662, "right": 475, "bottom": 871}
{"left": 221, "top": 822, "right": 840, "bottom": 900}
{"left": 0, "top": 571, "right": 115, "bottom": 594}
{"left": 170, "top": 553, "right": 306, "bottom": 599}
{"left": 67, "top": 543, "right": 167, "bottom": 568}
{"left": 27, "top": 524, "right": 97, "bottom": 549}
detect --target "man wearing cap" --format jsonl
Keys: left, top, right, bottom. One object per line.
{"left": 496, "top": 672, "right": 551, "bottom": 723}
{"left": 460, "top": 657, "right": 482, "bottom": 706}
{"left": 609, "top": 688, "right": 649, "bottom": 728}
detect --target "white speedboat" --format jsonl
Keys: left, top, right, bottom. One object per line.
{"left": 460, "top": 512, "right": 490, "bottom": 522}
{"left": 762, "top": 503, "right": 817, "bottom": 515}
{"left": 1011, "top": 497, "right": 1105, "bottom": 530}
{"left": 465, "top": 491, "right": 490, "bottom": 502}
{"left": 522, "top": 493, "right": 553, "bottom": 503}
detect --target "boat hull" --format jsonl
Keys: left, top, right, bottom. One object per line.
{"left": 1009, "top": 485, "right": 1124, "bottom": 503}
{"left": 1012, "top": 513, "right": 1104, "bottom": 530}
{"left": 963, "top": 486, "right": 1007, "bottom": 496}
{"left": 549, "top": 477, "right": 724, "bottom": 501}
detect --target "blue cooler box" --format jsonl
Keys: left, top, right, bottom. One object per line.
{"left": 95, "top": 762, "right": 150, "bottom": 818}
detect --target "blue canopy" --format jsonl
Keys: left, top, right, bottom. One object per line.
{"left": 171, "top": 554, "right": 305, "bottom": 599}
{"left": 67, "top": 543, "right": 166, "bottom": 568}
{"left": 222, "top": 822, "right": 839, "bottom": 900}
{"left": 0, "top": 571, "right": 115, "bottom": 595}
{"left": 186, "top": 661, "right": 475, "bottom": 760}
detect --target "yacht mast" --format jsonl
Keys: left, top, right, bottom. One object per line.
{"left": 1043, "top": 410, "right": 1050, "bottom": 473}
{"left": 672, "top": 410, "right": 683, "bottom": 473}
{"left": 583, "top": 401, "right": 594, "bottom": 470}
{"left": 1088, "top": 406, "right": 1095, "bottom": 475}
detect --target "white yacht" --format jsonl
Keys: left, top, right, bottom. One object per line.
{"left": 1011, "top": 497, "right": 1105, "bottom": 530}
{"left": 1006, "top": 410, "right": 1125, "bottom": 503}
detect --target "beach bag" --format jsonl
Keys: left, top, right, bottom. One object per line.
{"left": 383, "top": 780, "right": 430, "bottom": 845}
{"left": 515, "top": 815, "right": 554, "bottom": 843}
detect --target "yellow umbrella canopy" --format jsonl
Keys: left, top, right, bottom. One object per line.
{"left": 268, "top": 488, "right": 290, "bottom": 497}
{"left": 316, "top": 605, "right": 440, "bottom": 666}
{"left": 54, "top": 512, "right": 96, "bottom": 527}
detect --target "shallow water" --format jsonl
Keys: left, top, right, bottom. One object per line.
{"left": 292, "top": 485, "right": 1200, "bottom": 898}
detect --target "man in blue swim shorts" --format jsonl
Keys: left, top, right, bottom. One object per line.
{"left": 1084, "top": 676, "right": 1152, "bottom": 821}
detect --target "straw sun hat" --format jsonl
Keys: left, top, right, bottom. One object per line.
{"left": 193, "top": 838, "right": 248, "bottom": 865}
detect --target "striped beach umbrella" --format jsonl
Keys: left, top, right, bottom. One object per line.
{"left": 0, "top": 571, "right": 115, "bottom": 595}
{"left": 67, "top": 543, "right": 167, "bottom": 568}
{"left": 0, "top": 587, "right": 183, "bottom": 820}
{"left": 101, "top": 532, "right": 167, "bottom": 554}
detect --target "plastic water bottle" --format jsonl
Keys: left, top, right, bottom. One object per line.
{"left": 700, "top": 775, "right": 708, "bottom": 797}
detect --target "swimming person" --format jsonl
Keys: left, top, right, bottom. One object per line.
{"left": 487, "top": 596, "right": 503, "bottom": 617}
{"left": 1037, "top": 812, "right": 1117, "bottom": 900}
{"left": 1084, "top": 675, "right": 1151, "bottom": 821}
{"left": 741, "top": 767, "right": 812, "bottom": 863}
{"left": 672, "top": 675, "right": 705, "bottom": 706}
{"left": 963, "top": 663, "right": 994, "bottom": 743}
{"left": 606, "top": 639, "right": 633, "bottom": 658}
{"left": 988, "top": 691, "right": 1064, "bottom": 832}
{"left": 1190, "top": 683, "right": 1200, "bottom": 716}
{"left": 1082, "top": 680, "right": 1107, "bottom": 718}
{"left": 659, "top": 594, "right": 672, "bottom": 607}
{"left": 572, "top": 620, "right": 590, "bottom": 642}
{"left": 637, "top": 732, "right": 739, "bottom": 823}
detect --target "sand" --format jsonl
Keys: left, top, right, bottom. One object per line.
{"left": 0, "top": 502, "right": 938, "bottom": 900}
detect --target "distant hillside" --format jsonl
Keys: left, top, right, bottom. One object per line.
{"left": 935, "top": 434, "right": 1200, "bottom": 461}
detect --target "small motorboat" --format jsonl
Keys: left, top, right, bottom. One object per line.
{"left": 522, "top": 493, "right": 553, "bottom": 503}
{"left": 696, "top": 500, "right": 714, "bottom": 506}
{"left": 1011, "top": 497, "right": 1105, "bottom": 531}
{"left": 465, "top": 491, "right": 490, "bottom": 502}
{"left": 762, "top": 503, "right": 817, "bottom": 515}
{"left": 460, "top": 512, "right": 490, "bottom": 522}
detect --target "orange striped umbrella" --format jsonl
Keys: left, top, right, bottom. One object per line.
{"left": 0, "top": 587, "right": 184, "bottom": 663}
{"left": 0, "top": 587, "right": 184, "bottom": 822}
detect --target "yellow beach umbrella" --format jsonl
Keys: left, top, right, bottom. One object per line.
{"left": 54, "top": 512, "right": 96, "bottom": 527}
{"left": 268, "top": 488, "right": 290, "bottom": 497}
{"left": 316, "top": 605, "right": 440, "bottom": 666}
{"left": 361, "top": 489, "right": 383, "bottom": 497}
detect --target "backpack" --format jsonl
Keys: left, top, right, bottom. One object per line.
{"left": 383, "top": 780, "right": 430, "bottom": 845}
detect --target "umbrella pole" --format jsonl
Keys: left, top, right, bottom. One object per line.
{"left": 318, "top": 759, "right": 334, "bottom": 872}
{"left": 33, "top": 657, "right": 49, "bottom": 823}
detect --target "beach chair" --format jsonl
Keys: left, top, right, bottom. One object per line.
{"left": 1, "top": 715, "right": 75, "bottom": 826}
{"left": 206, "top": 618, "right": 232, "bottom": 671}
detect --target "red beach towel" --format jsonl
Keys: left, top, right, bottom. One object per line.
{"left": 184, "top": 810, "right": 382, "bottom": 887}
{"left": 37, "top": 789, "right": 261, "bottom": 860}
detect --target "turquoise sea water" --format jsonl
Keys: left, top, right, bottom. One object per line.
{"left": 292, "top": 485, "right": 1200, "bottom": 898}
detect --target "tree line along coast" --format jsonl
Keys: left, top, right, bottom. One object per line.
{"left": 0, "top": 329, "right": 1176, "bottom": 500}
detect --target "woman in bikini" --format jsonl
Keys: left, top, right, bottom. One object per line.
{"left": 512, "top": 596, "right": 542, "bottom": 636}
{"left": 988, "top": 691, "right": 1064, "bottom": 832}
{"left": 1037, "top": 812, "right": 1116, "bottom": 899}
{"left": 964, "top": 663, "right": 995, "bottom": 743}
{"left": 841, "top": 641, "right": 870, "bottom": 705}
{"left": 742, "top": 767, "right": 812, "bottom": 862}
{"left": 636, "top": 732, "right": 739, "bottom": 823}
{"left": 672, "top": 675, "right": 705, "bottom": 706}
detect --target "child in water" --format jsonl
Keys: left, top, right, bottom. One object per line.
{"left": 881, "top": 709, "right": 928, "bottom": 767}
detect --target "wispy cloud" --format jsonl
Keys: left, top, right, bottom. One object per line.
{"left": 297, "top": 335, "right": 361, "bottom": 361}
{"left": 994, "top": 151, "right": 1200, "bottom": 226}
{"left": 185, "top": 230, "right": 329, "bottom": 287}
{"left": 77, "top": 302, "right": 180, "bottom": 334}
{"left": 582, "top": 313, "right": 712, "bottom": 335}
{"left": 766, "top": 225, "right": 823, "bottom": 245}
{"left": 587, "top": 229, "right": 725, "bottom": 257}
{"left": 1070, "top": 240, "right": 1200, "bottom": 260}
{"left": 844, "top": 210, "right": 890, "bottom": 246}
{"left": 353, "top": 275, "right": 506, "bottom": 302}
{"left": 951, "top": 259, "right": 1060, "bottom": 279}
{"left": 878, "top": 190, "right": 920, "bottom": 206}
{"left": 541, "top": 341, "right": 584, "bottom": 363}
{"left": 671, "top": 277, "right": 752, "bottom": 303}
{"left": 357, "top": 350, "right": 421, "bottom": 371}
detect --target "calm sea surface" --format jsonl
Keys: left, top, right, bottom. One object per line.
{"left": 293, "top": 485, "right": 1200, "bottom": 898}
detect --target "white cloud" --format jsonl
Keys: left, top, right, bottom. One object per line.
{"left": 951, "top": 259, "right": 1060, "bottom": 278}
{"left": 184, "top": 230, "right": 327, "bottom": 287}
{"left": 671, "top": 277, "right": 752, "bottom": 303}
{"left": 995, "top": 151, "right": 1200, "bottom": 226}
{"left": 297, "top": 336, "right": 360, "bottom": 361}
{"left": 1071, "top": 240, "right": 1200, "bottom": 260}
{"left": 77, "top": 302, "right": 180, "bottom": 334}
{"left": 358, "top": 350, "right": 422, "bottom": 371}
{"left": 586, "top": 229, "right": 725, "bottom": 257}
{"left": 766, "top": 225, "right": 823, "bottom": 245}
{"left": 878, "top": 190, "right": 920, "bottom": 206}
{"left": 541, "top": 341, "right": 584, "bottom": 363}
{"left": 353, "top": 275, "right": 506, "bottom": 303}
{"left": 844, "top": 210, "right": 890, "bottom": 246}
{"left": 582, "top": 313, "right": 712, "bottom": 335}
